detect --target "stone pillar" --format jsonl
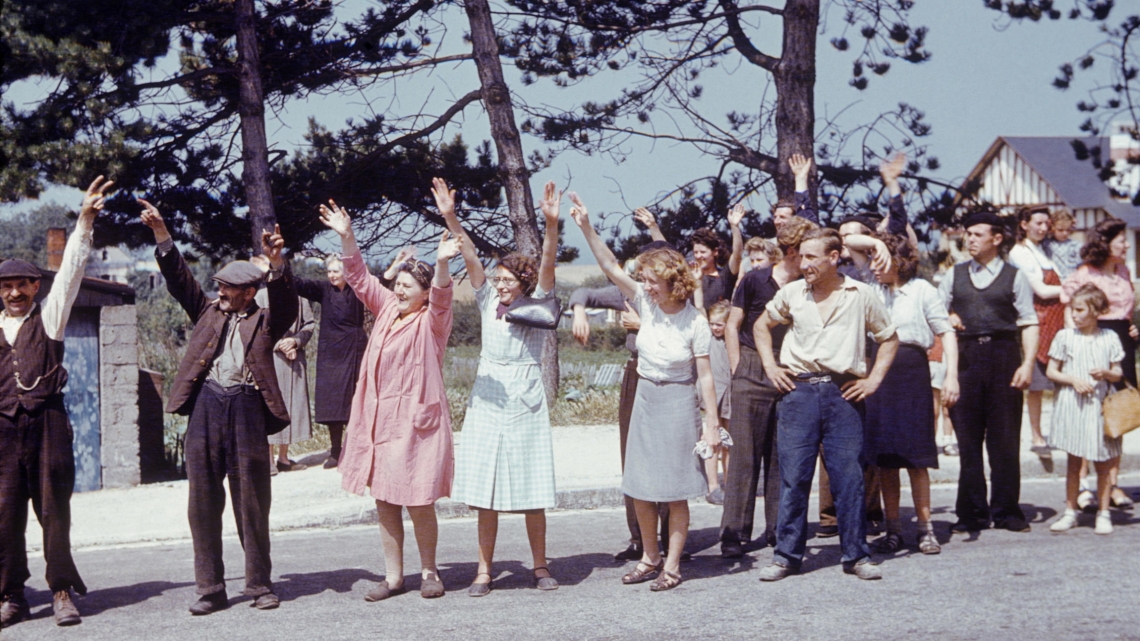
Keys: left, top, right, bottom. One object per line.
{"left": 99, "top": 304, "right": 140, "bottom": 488}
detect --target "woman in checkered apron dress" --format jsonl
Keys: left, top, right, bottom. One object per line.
{"left": 434, "top": 178, "right": 563, "bottom": 596}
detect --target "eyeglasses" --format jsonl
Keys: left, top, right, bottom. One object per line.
{"left": 491, "top": 277, "right": 519, "bottom": 286}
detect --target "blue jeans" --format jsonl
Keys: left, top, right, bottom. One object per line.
{"left": 773, "top": 380, "right": 871, "bottom": 568}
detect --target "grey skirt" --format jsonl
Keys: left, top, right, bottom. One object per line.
{"left": 621, "top": 376, "right": 708, "bottom": 502}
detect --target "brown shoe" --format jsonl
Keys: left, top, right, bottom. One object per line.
{"left": 621, "top": 560, "right": 663, "bottom": 585}
{"left": 1, "top": 594, "right": 29, "bottom": 627}
{"left": 53, "top": 590, "right": 81, "bottom": 626}
{"left": 420, "top": 576, "right": 445, "bottom": 599}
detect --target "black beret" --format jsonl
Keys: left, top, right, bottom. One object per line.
{"left": 963, "top": 212, "right": 1007, "bottom": 231}
{"left": 837, "top": 214, "right": 883, "bottom": 231}
{"left": 0, "top": 259, "right": 43, "bottom": 281}
{"left": 212, "top": 260, "right": 265, "bottom": 287}
{"left": 638, "top": 240, "right": 674, "bottom": 255}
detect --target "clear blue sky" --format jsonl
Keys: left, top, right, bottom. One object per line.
{"left": 1, "top": 2, "right": 1109, "bottom": 262}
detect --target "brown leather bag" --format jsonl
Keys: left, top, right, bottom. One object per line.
{"left": 1103, "top": 383, "right": 1140, "bottom": 439}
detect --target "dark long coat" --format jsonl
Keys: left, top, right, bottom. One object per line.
{"left": 295, "top": 277, "right": 367, "bottom": 423}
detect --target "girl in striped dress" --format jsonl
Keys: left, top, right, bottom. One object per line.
{"left": 1047, "top": 284, "right": 1124, "bottom": 535}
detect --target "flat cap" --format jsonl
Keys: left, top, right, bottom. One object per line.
{"left": 212, "top": 260, "right": 265, "bottom": 287}
{"left": 0, "top": 259, "right": 43, "bottom": 281}
{"left": 963, "top": 211, "right": 1007, "bottom": 231}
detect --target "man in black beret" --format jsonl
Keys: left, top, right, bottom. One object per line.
{"left": 139, "top": 200, "right": 298, "bottom": 615}
{"left": 938, "top": 211, "right": 1039, "bottom": 533}
{"left": 0, "top": 176, "right": 113, "bottom": 628}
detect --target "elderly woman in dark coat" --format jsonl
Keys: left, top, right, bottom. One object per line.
{"left": 296, "top": 256, "right": 369, "bottom": 468}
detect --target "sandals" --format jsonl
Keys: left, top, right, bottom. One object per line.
{"left": 649, "top": 571, "right": 682, "bottom": 592}
{"left": 917, "top": 531, "right": 941, "bottom": 555}
{"left": 467, "top": 573, "right": 493, "bottom": 597}
{"left": 621, "top": 560, "right": 663, "bottom": 585}
{"left": 533, "top": 567, "right": 559, "bottom": 591}
{"left": 873, "top": 532, "right": 903, "bottom": 554}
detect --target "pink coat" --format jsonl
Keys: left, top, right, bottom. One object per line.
{"left": 338, "top": 251, "right": 454, "bottom": 506}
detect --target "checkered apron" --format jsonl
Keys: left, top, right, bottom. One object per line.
{"left": 451, "top": 283, "right": 557, "bottom": 511}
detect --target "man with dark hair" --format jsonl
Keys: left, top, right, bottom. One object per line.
{"left": 140, "top": 201, "right": 298, "bottom": 614}
{"left": 938, "top": 212, "right": 1039, "bottom": 533}
{"left": 0, "top": 177, "right": 112, "bottom": 628}
{"left": 755, "top": 228, "right": 899, "bottom": 581}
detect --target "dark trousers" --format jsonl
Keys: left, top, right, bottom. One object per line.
{"left": 0, "top": 401, "right": 85, "bottom": 597}
{"left": 819, "top": 457, "right": 882, "bottom": 527}
{"left": 325, "top": 421, "right": 346, "bottom": 460}
{"left": 774, "top": 379, "right": 871, "bottom": 568}
{"left": 618, "top": 357, "right": 668, "bottom": 546}
{"left": 949, "top": 337, "right": 1025, "bottom": 527}
{"left": 719, "top": 348, "right": 780, "bottom": 545}
{"left": 186, "top": 382, "right": 274, "bottom": 596}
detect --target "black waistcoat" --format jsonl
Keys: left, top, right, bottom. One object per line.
{"left": 0, "top": 306, "right": 68, "bottom": 418}
{"left": 951, "top": 261, "right": 1019, "bottom": 337}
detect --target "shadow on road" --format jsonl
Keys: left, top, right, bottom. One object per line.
{"left": 275, "top": 568, "right": 384, "bottom": 602}
{"left": 24, "top": 580, "right": 195, "bottom": 620}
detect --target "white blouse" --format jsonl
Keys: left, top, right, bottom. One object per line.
{"left": 1008, "top": 240, "right": 1056, "bottom": 290}
{"left": 873, "top": 278, "right": 954, "bottom": 350}
{"left": 633, "top": 284, "right": 711, "bottom": 383}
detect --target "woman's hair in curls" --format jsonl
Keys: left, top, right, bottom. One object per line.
{"left": 498, "top": 252, "right": 539, "bottom": 295}
{"left": 639, "top": 247, "right": 698, "bottom": 302}
{"left": 690, "top": 227, "right": 725, "bottom": 263}
{"left": 776, "top": 216, "right": 819, "bottom": 252}
{"left": 1016, "top": 205, "right": 1052, "bottom": 242}
{"left": 1079, "top": 217, "right": 1128, "bottom": 268}
{"left": 879, "top": 233, "right": 919, "bottom": 283}
{"left": 1070, "top": 283, "right": 1110, "bottom": 316}
{"left": 397, "top": 260, "right": 434, "bottom": 290}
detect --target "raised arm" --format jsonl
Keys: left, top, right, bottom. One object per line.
{"left": 42, "top": 176, "right": 111, "bottom": 340}
{"left": 431, "top": 177, "right": 485, "bottom": 289}
{"left": 633, "top": 207, "right": 667, "bottom": 242}
{"left": 434, "top": 230, "right": 460, "bottom": 289}
{"left": 789, "top": 154, "right": 819, "bottom": 224}
{"left": 538, "top": 180, "right": 560, "bottom": 294}
{"left": 319, "top": 199, "right": 390, "bottom": 315}
{"left": 141, "top": 198, "right": 210, "bottom": 321}
{"left": 569, "top": 193, "right": 638, "bottom": 301}
{"left": 841, "top": 233, "right": 892, "bottom": 273}
{"left": 727, "top": 204, "right": 745, "bottom": 276}
{"left": 383, "top": 247, "right": 416, "bottom": 286}
{"left": 261, "top": 224, "right": 299, "bottom": 341}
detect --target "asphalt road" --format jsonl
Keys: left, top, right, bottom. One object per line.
{"left": 6, "top": 476, "right": 1140, "bottom": 641}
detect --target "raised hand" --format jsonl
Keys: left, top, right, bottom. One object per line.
{"left": 431, "top": 177, "right": 457, "bottom": 218}
{"left": 789, "top": 154, "right": 812, "bottom": 179}
{"left": 81, "top": 176, "right": 115, "bottom": 218}
{"left": 568, "top": 192, "right": 590, "bottom": 228}
{"left": 539, "top": 180, "right": 562, "bottom": 225}
{"left": 437, "top": 229, "right": 462, "bottom": 262}
{"left": 137, "top": 198, "right": 172, "bottom": 244}
{"left": 727, "top": 203, "right": 746, "bottom": 228}
{"left": 633, "top": 207, "right": 658, "bottom": 229}
{"left": 318, "top": 200, "right": 353, "bottom": 236}
{"left": 880, "top": 152, "right": 906, "bottom": 184}
{"left": 261, "top": 224, "right": 285, "bottom": 269}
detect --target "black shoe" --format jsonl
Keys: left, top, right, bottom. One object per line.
{"left": 764, "top": 531, "right": 777, "bottom": 549}
{"left": 323, "top": 456, "right": 339, "bottom": 469}
{"left": 950, "top": 521, "right": 987, "bottom": 534}
{"left": 613, "top": 544, "right": 643, "bottom": 562}
{"left": 1, "top": 593, "right": 29, "bottom": 627}
{"left": 816, "top": 525, "right": 839, "bottom": 538}
{"left": 252, "top": 593, "right": 280, "bottom": 610}
{"left": 995, "top": 517, "right": 1031, "bottom": 533}
{"left": 189, "top": 591, "right": 230, "bottom": 616}
{"left": 720, "top": 540, "right": 744, "bottom": 559}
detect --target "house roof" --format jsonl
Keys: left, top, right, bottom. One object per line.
{"left": 968, "top": 136, "right": 1140, "bottom": 226}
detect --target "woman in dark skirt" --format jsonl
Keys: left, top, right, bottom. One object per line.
{"left": 295, "top": 256, "right": 369, "bottom": 468}
{"left": 851, "top": 234, "right": 959, "bottom": 555}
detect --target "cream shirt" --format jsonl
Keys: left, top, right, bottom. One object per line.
{"left": 0, "top": 219, "right": 93, "bottom": 344}
{"left": 766, "top": 276, "right": 896, "bottom": 377}
{"left": 633, "top": 284, "right": 712, "bottom": 383}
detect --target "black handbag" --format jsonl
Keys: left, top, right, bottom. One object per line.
{"left": 504, "top": 295, "right": 563, "bottom": 330}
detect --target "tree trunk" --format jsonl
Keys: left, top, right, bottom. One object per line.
{"left": 464, "top": 0, "right": 559, "bottom": 402}
{"left": 234, "top": 0, "right": 277, "bottom": 252}
{"left": 773, "top": 0, "right": 820, "bottom": 211}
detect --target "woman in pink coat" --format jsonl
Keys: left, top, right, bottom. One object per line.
{"left": 319, "top": 200, "right": 461, "bottom": 601}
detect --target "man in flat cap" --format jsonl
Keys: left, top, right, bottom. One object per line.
{"left": 140, "top": 200, "right": 297, "bottom": 615}
{"left": 0, "top": 176, "right": 113, "bottom": 628}
{"left": 938, "top": 211, "right": 1038, "bottom": 533}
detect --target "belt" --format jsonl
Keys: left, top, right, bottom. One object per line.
{"left": 960, "top": 332, "right": 1018, "bottom": 345}
{"left": 204, "top": 380, "right": 258, "bottom": 396}
{"left": 793, "top": 372, "right": 857, "bottom": 386}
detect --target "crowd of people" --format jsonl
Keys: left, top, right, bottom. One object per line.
{"left": 0, "top": 157, "right": 1136, "bottom": 626}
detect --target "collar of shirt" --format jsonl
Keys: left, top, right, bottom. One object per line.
{"left": 805, "top": 274, "right": 860, "bottom": 295}
{"left": 0, "top": 302, "right": 37, "bottom": 325}
{"left": 968, "top": 256, "right": 1004, "bottom": 275}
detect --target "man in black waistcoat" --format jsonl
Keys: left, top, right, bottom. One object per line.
{"left": 938, "top": 212, "right": 1039, "bottom": 533}
{"left": 140, "top": 201, "right": 298, "bottom": 615}
{"left": 0, "top": 177, "right": 113, "bottom": 628}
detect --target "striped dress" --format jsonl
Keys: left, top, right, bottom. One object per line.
{"left": 450, "top": 281, "right": 556, "bottom": 511}
{"left": 1047, "top": 328, "right": 1125, "bottom": 461}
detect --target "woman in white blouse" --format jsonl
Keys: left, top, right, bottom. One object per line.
{"left": 849, "top": 234, "right": 958, "bottom": 555}
{"left": 569, "top": 193, "right": 720, "bottom": 592}
{"left": 1008, "top": 206, "right": 1064, "bottom": 455}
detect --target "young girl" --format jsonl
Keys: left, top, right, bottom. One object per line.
{"left": 1047, "top": 283, "right": 1125, "bottom": 535}
{"left": 703, "top": 301, "right": 733, "bottom": 505}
